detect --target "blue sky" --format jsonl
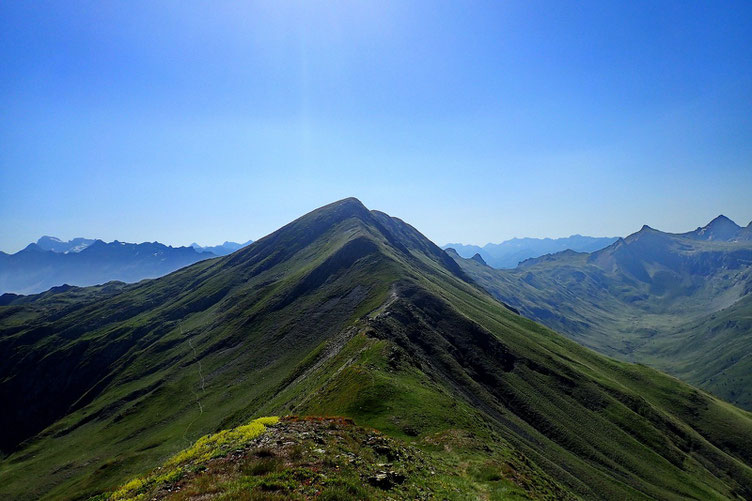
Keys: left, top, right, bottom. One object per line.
{"left": 2, "top": 1, "right": 751, "bottom": 252}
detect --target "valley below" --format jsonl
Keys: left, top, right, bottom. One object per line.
{"left": 449, "top": 215, "right": 752, "bottom": 411}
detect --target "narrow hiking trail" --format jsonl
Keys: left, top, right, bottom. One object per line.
{"left": 181, "top": 322, "right": 206, "bottom": 445}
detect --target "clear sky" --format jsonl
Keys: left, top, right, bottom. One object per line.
{"left": 2, "top": 1, "right": 751, "bottom": 252}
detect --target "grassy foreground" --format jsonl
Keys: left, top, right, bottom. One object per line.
{"left": 96, "top": 416, "right": 563, "bottom": 501}
{"left": 98, "top": 417, "right": 280, "bottom": 501}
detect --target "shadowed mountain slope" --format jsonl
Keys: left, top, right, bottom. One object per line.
{"left": 450, "top": 215, "right": 752, "bottom": 410}
{"left": 1, "top": 200, "right": 752, "bottom": 500}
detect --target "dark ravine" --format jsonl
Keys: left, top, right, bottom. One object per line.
{"left": 1, "top": 199, "right": 751, "bottom": 500}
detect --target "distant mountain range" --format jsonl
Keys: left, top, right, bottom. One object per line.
{"left": 30, "top": 236, "right": 253, "bottom": 257}
{"left": 190, "top": 240, "right": 253, "bottom": 255}
{"left": 450, "top": 214, "right": 752, "bottom": 410}
{"left": 444, "top": 234, "right": 619, "bottom": 268}
{"left": 0, "top": 236, "right": 252, "bottom": 294}
{"left": 36, "top": 235, "right": 97, "bottom": 253}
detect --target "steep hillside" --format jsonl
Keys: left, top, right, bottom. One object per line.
{"left": 2, "top": 199, "right": 752, "bottom": 500}
{"left": 450, "top": 215, "right": 752, "bottom": 409}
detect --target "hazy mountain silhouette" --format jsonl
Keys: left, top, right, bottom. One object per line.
{"left": 190, "top": 240, "right": 253, "bottom": 255}
{"left": 0, "top": 239, "right": 216, "bottom": 294}
{"left": 35, "top": 236, "right": 96, "bottom": 253}
{"left": 444, "top": 234, "right": 619, "bottom": 268}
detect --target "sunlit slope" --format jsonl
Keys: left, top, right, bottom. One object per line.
{"left": 1, "top": 199, "right": 752, "bottom": 500}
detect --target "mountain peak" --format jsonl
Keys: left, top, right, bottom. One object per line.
{"left": 691, "top": 214, "right": 742, "bottom": 241}
{"left": 35, "top": 236, "right": 96, "bottom": 253}
{"left": 37, "top": 236, "right": 63, "bottom": 244}
{"left": 623, "top": 224, "right": 659, "bottom": 243}
{"left": 444, "top": 247, "right": 460, "bottom": 258}
{"left": 298, "top": 198, "right": 370, "bottom": 226}
{"left": 470, "top": 253, "right": 487, "bottom": 266}
{"left": 707, "top": 214, "right": 739, "bottom": 228}
{"left": 224, "top": 198, "right": 468, "bottom": 283}
{"left": 323, "top": 197, "right": 368, "bottom": 214}
{"left": 22, "top": 243, "right": 46, "bottom": 252}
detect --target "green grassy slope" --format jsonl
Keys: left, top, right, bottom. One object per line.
{"left": 634, "top": 294, "right": 752, "bottom": 410}
{"left": 1, "top": 199, "right": 752, "bottom": 500}
{"left": 448, "top": 224, "right": 752, "bottom": 410}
